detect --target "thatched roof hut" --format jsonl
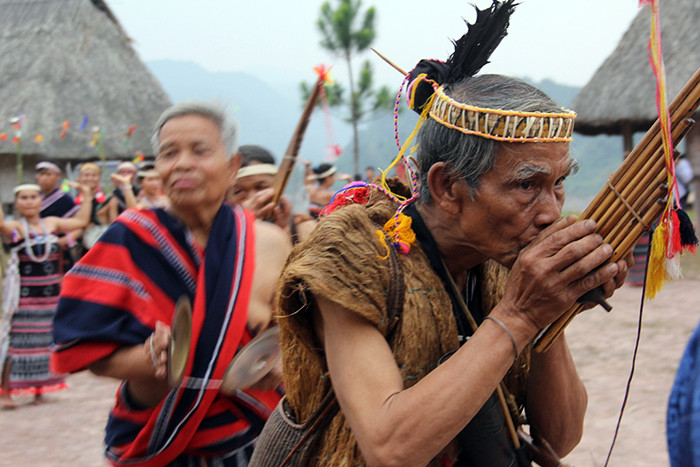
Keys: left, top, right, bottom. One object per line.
{"left": 0, "top": 0, "right": 171, "bottom": 202}
{"left": 571, "top": 0, "right": 700, "bottom": 224}
{"left": 571, "top": 0, "right": 699, "bottom": 140}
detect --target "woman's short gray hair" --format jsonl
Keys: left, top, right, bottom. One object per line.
{"left": 151, "top": 101, "right": 239, "bottom": 159}
{"left": 416, "top": 74, "right": 568, "bottom": 202}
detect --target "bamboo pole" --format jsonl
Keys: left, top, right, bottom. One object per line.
{"left": 269, "top": 76, "right": 324, "bottom": 210}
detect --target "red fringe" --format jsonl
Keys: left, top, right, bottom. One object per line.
{"left": 0, "top": 382, "right": 68, "bottom": 397}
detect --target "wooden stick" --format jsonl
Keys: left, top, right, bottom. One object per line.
{"left": 371, "top": 47, "right": 408, "bottom": 76}
{"left": 268, "top": 76, "right": 324, "bottom": 210}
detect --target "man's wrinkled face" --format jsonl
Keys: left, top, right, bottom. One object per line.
{"left": 155, "top": 114, "right": 239, "bottom": 210}
{"left": 455, "top": 142, "right": 577, "bottom": 268}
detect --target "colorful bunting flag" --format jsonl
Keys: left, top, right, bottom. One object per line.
{"left": 60, "top": 121, "right": 70, "bottom": 139}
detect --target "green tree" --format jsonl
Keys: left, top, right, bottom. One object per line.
{"left": 304, "top": 0, "right": 393, "bottom": 177}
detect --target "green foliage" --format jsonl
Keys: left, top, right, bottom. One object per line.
{"left": 318, "top": 0, "right": 376, "bottom": 55}
{"left": 305, "top": 0, "right": 393, "bottom": 176}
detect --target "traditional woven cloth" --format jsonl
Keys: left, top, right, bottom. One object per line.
{"left": 275, "top": 183, "right": 529, "bottom": 465}
{"left": 1, "top": 227, "right": 66, "bottom": 395}
{"left": 52, "top": 205, "right": 280, "bottom": 466}
{"left": 40, "top": 188, "right": 77, "bottom": 218}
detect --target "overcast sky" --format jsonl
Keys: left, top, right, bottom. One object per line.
{"left": 108, "top": 0, "right": 644, "bottom": 89}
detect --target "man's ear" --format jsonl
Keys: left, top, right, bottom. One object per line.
{"left": 426, "top": 162, "right": 467, "bottom": 215}
{"left": 228, "top": 152, "right": 242, "bottom": 183}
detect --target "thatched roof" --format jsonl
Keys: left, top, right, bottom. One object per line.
{"left": 571, "top": 0, "right": 700, "bottom": 136}
{"left": 0, "top": 0, "right": 171, "bottom": 160}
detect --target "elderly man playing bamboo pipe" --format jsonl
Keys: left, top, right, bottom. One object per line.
{"left": 52, "top": 101, "right": 291, "bottom": 466}
{"left": 251, "top": 4, "right": 634, "bottom": 465}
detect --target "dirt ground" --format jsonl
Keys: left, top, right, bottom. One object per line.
{"left": 0, "top": 279, "right": 697, "bottom": 466}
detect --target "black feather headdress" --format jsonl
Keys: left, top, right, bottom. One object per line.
{"left": 409, "top": 0, "right": 517, "bottom": 113}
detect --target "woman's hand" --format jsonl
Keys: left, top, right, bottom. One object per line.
{"left": 111, "top": 172, "right": 134, "bottom": 190}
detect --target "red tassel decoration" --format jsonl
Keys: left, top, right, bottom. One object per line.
{"left": 668, "top": 210, "right": 682, "bottom": 257}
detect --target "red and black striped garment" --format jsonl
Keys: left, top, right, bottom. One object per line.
{"left": 52, "top": 205, "right": 280, "bottom": 466}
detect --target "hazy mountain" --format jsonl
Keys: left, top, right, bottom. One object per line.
{"left": 148, "top": 59, "right": 626, "bottom": 212}
{"left": 147, "top": 59, "right": 351, "bottom": 163}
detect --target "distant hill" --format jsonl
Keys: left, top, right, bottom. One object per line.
{"left": 147, "top": 60, "right": 351, "bottom": 163}
{"left": 148, "top": 60, "right": 626, "bottom": 211}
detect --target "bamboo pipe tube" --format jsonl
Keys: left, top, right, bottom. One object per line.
{"left": 594, "top": 118, "right": 694, "bottom": 247}
{"left": 585, "top": 99, "right": 699, "bottom": 230}
{"left": 533, "top": 68, "right": 700, "bottom": 353}
{"left": 538, "top": 202, "right": 667, "bottom": 352}
{"left": 536, "top": 197, "right": 672, "bottom": 352}
{"left": 603, "top": 179, "right": 666, "bottom": 250}
{"left": 595, "top": 154, "right": 665, "bottom": 236}
{"left": 585, "top": 74, "right": 700, "bottom": 221}
{"left": 269, "top": 76, "right": 324, "bottom": 209}
{"left": 540, "top": 193, "right": 671, "bottom": 352}
{"left": 587, "top": 99, "right": 699, "bottom": 228}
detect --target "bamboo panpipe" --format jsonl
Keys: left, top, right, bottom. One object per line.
{"left": 534, "top": 66, "right": 700, "bottom": 353}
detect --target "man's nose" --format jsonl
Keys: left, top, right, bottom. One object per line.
{"left": 172, "top": 149, "right": 196, "bottom": 169}
{"left": 535, "top": 191, "right": 562, "bottom": 228}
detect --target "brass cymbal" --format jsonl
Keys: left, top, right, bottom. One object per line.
{"left": 168, "top": 296, "right": 192, "bottom": 388}
{"left": 221, "top": 326, "right": 281, "bottom": 394}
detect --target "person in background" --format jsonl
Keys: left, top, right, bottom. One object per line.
{"left": 36, "top": 161, "right": 79, "bottom": 268}
{"left": 667, "top": 318, "right": 700, "bottom": 466}
{"left": 364, "top": 166, "right": 377, "bottom": 183}
{"left": 52, "top": 101, "right": 289, "bottom": 465}
{"left": 130, "top": 163, "right": 169, "bottom": 210}
{"left": 36, "top": 161, "right": 77, "bottom": 219}
{"left": 228, "top": 145, "right": 314, "bottom": 244}
{"left": 101, "top": 161, "right": 140, "bottom": 223}
{"left": 305, "top": 163, "right": 353, "bottom": 219}
{"left": 676, "top": 155, "right": 694, "bottom": 211}
{"left": 71, "top": 163, "right": 108, "bottom": 252}
{"left": 0, "top": 182, "right": 92, "bottom": 409}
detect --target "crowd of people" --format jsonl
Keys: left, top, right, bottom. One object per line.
{"left": 0, "top": 1, "right": 698, "bottom": 465}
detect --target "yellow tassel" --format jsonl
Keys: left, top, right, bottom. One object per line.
{"left": 375, "top": 230, "right": 390, "bottom": 260}
{"left": 645, "top": 224, "right": 667, "bottom": 299}
{"left": 382, "top": 213, "right": 416, "bottom": 254}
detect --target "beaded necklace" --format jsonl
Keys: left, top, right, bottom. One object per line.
{"left": 20, "top": 218, "right": 54, "bottom": 263}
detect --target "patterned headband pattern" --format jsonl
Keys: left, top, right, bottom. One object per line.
{"left": 428, "top": 85, "right": 576, "bottom": 143}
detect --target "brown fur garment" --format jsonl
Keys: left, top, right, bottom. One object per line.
{"left": 276, "top": 185, "right": 530, "bottom": 465}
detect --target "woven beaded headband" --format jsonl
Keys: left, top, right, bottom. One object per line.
{"left": 235, "top": 163, "right": 277, "bottom": 180}
{"left": 428, "top": 84, "right": 576, "bottom": 143}
{"left": 308, "top": 166, "right": 337, "bottom": 181}
{"left": 14, "top": 183, "right": 41, "bottom": 194}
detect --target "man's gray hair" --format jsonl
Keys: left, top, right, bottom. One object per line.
{"left": 416, "top": 74, "right": 568, "bottom": 202}
{"left": 151, "top": 101, "right": 239, "bottom": 159}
